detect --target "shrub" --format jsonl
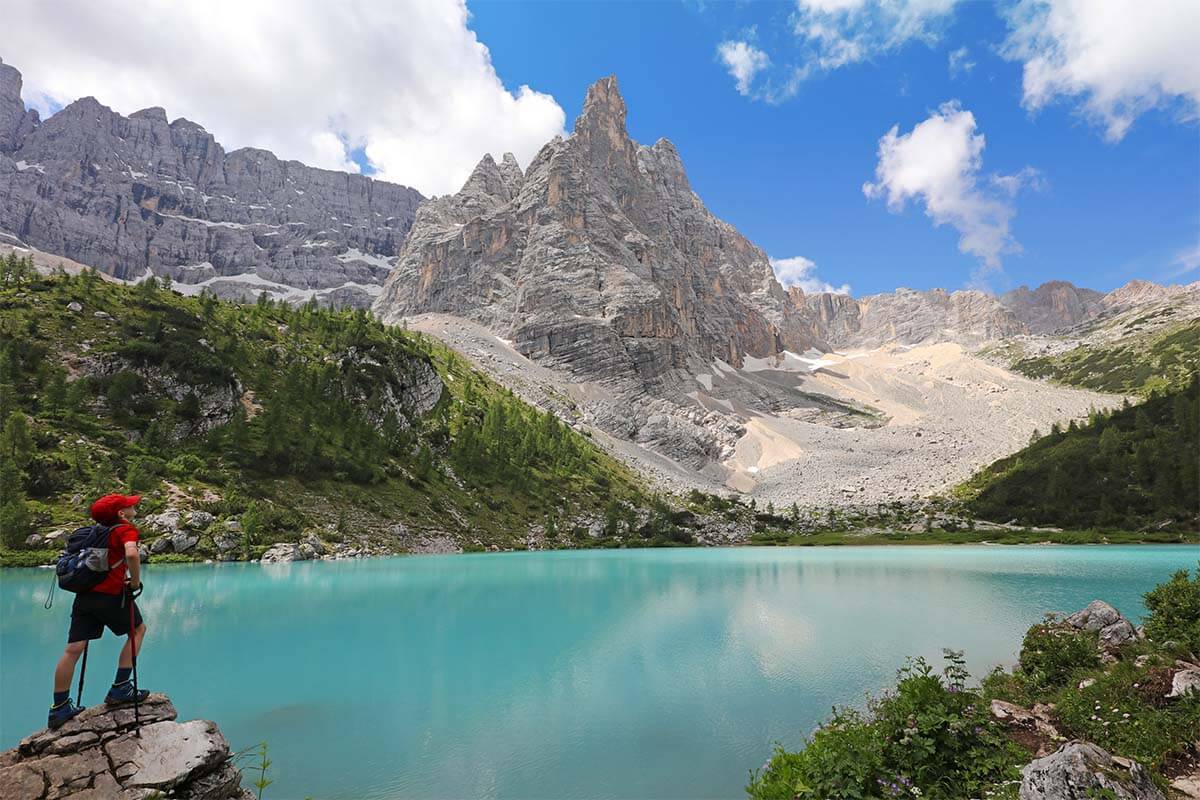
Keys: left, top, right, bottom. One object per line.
{"left": 166, "top": 453, "right": 206, "bottom": 481}
{"left": 124, "top": 456, "right": 164, "bottom": 493}
{"left": 746, "top": 651, "right": 1022, "bottom": 800}
{"left": 0, "top": 499, "right": 32, "bottom": 548}
{"left": 1017, "top": 618, "right": 1099, "bottom": 690}
{"left": 1143, "top": 567, "right": 1200, "bottom": 656}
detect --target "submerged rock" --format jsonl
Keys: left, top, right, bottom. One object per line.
{"left": 1019, "top": 741, "right": 1164, "bottom": 800}
{"left": 1, "top": 693, "right": 250, "bottom": 799}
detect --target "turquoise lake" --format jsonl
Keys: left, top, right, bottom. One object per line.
{"left": 2, "top": 546, "right": 1196, "bottom": 799}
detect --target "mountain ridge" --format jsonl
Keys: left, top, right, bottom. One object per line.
{"left": 0, "top": 58, "right": 423, "bottom": 308}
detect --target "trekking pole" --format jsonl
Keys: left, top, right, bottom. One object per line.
{"left": 76, "top": 642, "right": 88, "bottom": 707}
{"left": 127, "top": 588, "right": 141, "bottom": 736}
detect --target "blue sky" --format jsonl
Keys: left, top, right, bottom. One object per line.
{"left": 467, "top": 1, "right": 1198, "bottom": 296}
{"left": 6, "top": 0, "right": 1197, "bottom": 298}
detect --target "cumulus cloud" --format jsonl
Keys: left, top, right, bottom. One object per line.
{"left": 1002, "top": 0, "right": 1200, "bottom": 140}
{"left": 947, "top": 46, "right": 975, "bottom": 78}
{"left": 1, "top": 0, "right": 566, "bottom": 196}
{"left": 770, "top": 256, "right": 852, "bottom": 295}
{"left": 717, "top": 40, "right": 772, "bottom": 95}
{"left": 863, "top": 101, "right": 1036, "bottom": 278}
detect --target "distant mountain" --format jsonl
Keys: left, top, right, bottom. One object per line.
{"left": 999, "top": 280, "right": 1106, "bottom": 334}
{"left": 0, "top": 59, "right": 423, "bottom": 308}
{"left": 794, "top": 286, "right": 1026, "bottom": 348}
{"left": 793, "top": 278, "right": 1199, "bottom": 348}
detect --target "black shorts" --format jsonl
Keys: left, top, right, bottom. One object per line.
{"left": 68, "top": 591, "right": 144, "bottom": 643}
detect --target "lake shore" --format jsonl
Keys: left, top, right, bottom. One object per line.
{"left": 4, "top": 527, "right": 1196, "bottom": 569}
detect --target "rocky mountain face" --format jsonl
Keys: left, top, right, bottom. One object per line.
{"left": 0, "top": 59, "right": 422, "bottom": 308}
{"left": 999, "top": 280, "right": 1105, "bottom": 333}
{"left": 374, "top": 76, "right": 819, "bottom": 395}
{"left": 793, "top": 285, "right": 1027, "bottom": 348}
{"left": 793, "top": 277, "right": 1196, "bottom": 348}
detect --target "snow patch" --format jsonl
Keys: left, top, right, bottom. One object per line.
{"left": 336, "top": 248, "right": 395, "bottom": 270}
{"left": 14, "top": 160, "right": 45, "bottom": 173}
{"left": 742, "top": 350, "right": 836, "bottom": 373}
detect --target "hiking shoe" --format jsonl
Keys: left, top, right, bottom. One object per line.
{"left": 105, "top": 680, "right": 150, "bottom": 706}
{"left": 48, "top": 700, "right": 85, "bottom": 730}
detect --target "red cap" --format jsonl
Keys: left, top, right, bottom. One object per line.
{"left": 90, "top": 494, "right": 141, "bottom": 523}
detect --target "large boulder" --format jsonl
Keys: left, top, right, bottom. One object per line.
{"left": 1019, "top": 741, "right": 1165, "bottom": 800}
{"left": 149, "top": 536, "right": 173, "bottom": 555}
{"left": 1168, "top": 668, "right": 1200, "bottom": 699}
{"left": 259, "top": 543, "right": 301, "bottom": 563}
{"left": 1065, "top": 600, "right": 1124, "bottom": 632}
{"left": 1065, "top": 600, "right": 1142, "bottom": 653}
{"left": 185, "top": 511, "right": 215, "bottom": 531}
{"left": 299, "top": 533, "right": 326, "bottom": 558}
{"left": 2, "top": 693, "right": 251, "bottom": 799}
{"left": 42, "top": 529, "right": 68, "bottom": 547}
{"left": 144, "top": 510, "right": 183, "bottom": 535}
{"left": 169, "top": 532, "right": 200, "bottom": 553}
{"left": 213, "top": 533, "right": 240, "bottom": 553}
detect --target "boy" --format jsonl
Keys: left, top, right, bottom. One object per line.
{"left": 48, "top": 493, "right": 151, "bottom": 729}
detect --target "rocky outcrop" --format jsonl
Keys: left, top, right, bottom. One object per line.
{"left": 1065, "top": 600, "right": 1141, "bottom": 653}
{"left": 1019, "top": 741, "right": 1164, "bottom": 800}
{"left": 0, "top": 694, "right": 250, "bottom": 799}
{"left": 1000, "top": 281, "right": 1106, "bottom": 334}
{"left": 0, "top": 61, "right": 422, "bottom": 308}
{"left": 374, "top": 76, "right": 820, "bottom": 397}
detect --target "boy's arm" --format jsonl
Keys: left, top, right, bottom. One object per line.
{"left": 124, "top": 541, "right": 141, "bottom": 590}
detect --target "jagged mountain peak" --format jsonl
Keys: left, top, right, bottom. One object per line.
{"left": 577, "top": 75, "right": 625, "bottom": 130}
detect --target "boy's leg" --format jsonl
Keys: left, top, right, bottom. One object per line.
{"left": 116, "top": 622, "right": 147, "bottom": 669}
{"left": 53, "top": 641, "right": 87, "bottom": 694}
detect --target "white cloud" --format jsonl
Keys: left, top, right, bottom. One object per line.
{"left": 770, "top": 256, "right": 852, "bottom": 295}
{"left": 947, "top": 46, "right": 975, "bottom": 78}
{"left": 1002, "top": 0, "right": 1200, "bottom": 141}
{"left": 718, "top": 40, "right": 772, "bottom": 96}
{"left": 1, "top": 0, "right": 566, "bottom": 196}
{"left": 863, "top": 101, "right": 1035, "bottom": 277}
{"left": 792, "top": 0, "right": 961, "bottom": 73}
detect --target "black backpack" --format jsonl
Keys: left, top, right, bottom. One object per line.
{"left": 55, "top": 523, "right": 123, "bottom": 593}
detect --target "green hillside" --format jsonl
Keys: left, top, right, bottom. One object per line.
{"left": 0, "top": 254, "right": 653, "bottom": 561}
{"left": 960, "top": 378, "right": 1199, "bottom": 530}
{"left": 1011, "top": 318, "right": 1199, "bottom": 396}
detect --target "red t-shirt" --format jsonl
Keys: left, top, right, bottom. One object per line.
{"left": 91, "top": 522, "right": 140, "bottom": 595}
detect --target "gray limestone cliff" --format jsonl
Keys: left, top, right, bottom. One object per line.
{"left": 1000, "top": 280, "right": 1106, "bottom": 334}
{"left": 373, "top": 76, "right": 820, "bottom": 397}
{"left": 793, "top": 285, "right": 1027, "bottom": 349}
{"left": 0, "top": 60, "right": 422, "bottom": 308}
